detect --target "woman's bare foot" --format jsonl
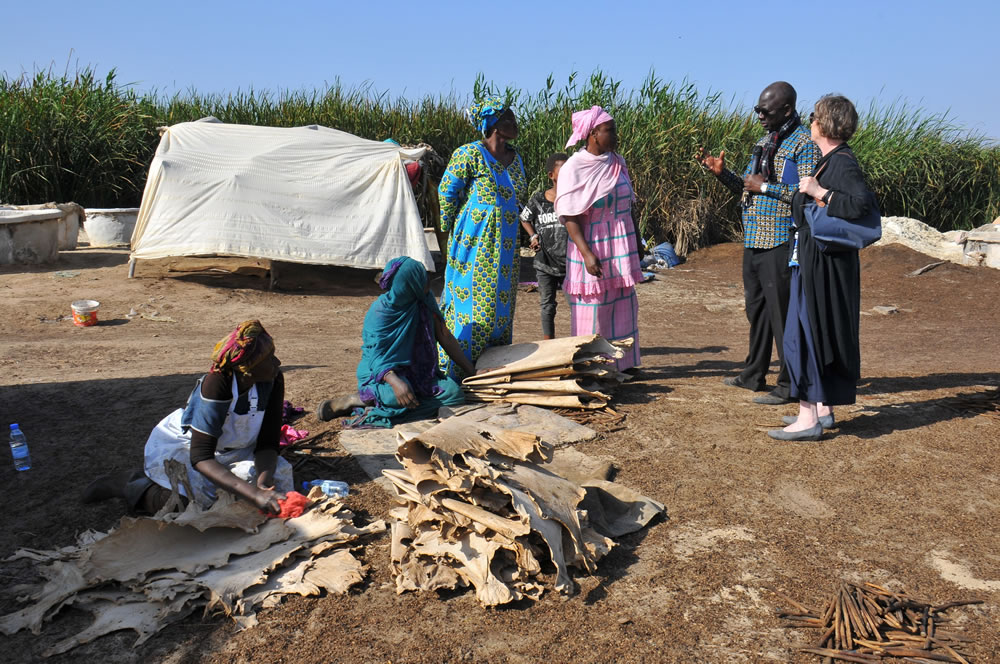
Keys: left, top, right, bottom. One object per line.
{"left": 783, "top": 401, "right": 818, "bottom": 432}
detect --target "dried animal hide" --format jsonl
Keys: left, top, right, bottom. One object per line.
{"left": 158, "top": 490, "right": 268, "bottom": 532}
{"left": 465, "top": 392, "right": 609, "bottom": 409}
{"left": 195, "top": 539, "right": 305, "bottom": 615}
{"left": 385, "top": 416, "right": 661, "bottom": 606}
{"left": 470, "top": 335, "right": 624, "bottom": 381}
{"left": 462, "top": 335, "right": 629, "bottom": 410}
{"left": 0, "top": 560, "right": 88, "bottom": 635}
{"left": 445, "top": 403, "right": 598, "bottom": 447}
{"left": 580, "top": 480, "right": 666, "bottom": 538}
{"left": 478, "top": 379, "right": 611, "bottom": 396}
{"left": 399, "top": 415, "right": 550, "bottom": 463}
{"left": 0, "top": 495, "right": 384, "bottom": 656}
{"left": 82, "top": 516, "right": 296, "bottom": 583}
{"left": 42, "top": 591, "right": 198, "bottom": 657}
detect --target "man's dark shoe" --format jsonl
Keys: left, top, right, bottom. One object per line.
{"left": 753, "top": 391, "right": 795, "bottom": 405}
{"left": 722, "top": 376, "right": 765, "bottom": 392}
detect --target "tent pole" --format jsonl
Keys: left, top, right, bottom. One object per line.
{"left": 127, "top": 258, "right": 136, "bottom": 278}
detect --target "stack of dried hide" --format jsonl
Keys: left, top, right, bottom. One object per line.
{"left": 0, "top": 490, "right": 384, "bottom": 657}
{"left": 384, "top": 415, "right": 664, "bottom": 606}
{"left": 462, "top": 335, "right": 630, "bottom": 410}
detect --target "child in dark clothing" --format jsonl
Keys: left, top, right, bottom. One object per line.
{"left": 519, "top": 153, "right": 568, "bottom": 339}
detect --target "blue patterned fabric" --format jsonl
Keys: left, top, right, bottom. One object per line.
{"left": 437, "top": 141, "right": 527, "bottom": 378}
{"left": 719, "top": 124, "right": 819, "bottom": 249}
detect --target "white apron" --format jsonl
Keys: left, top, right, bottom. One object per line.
{"left": 144, "top": 377, "right": 293, "bottom": 507}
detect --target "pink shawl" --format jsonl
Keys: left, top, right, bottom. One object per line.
{"left": 554, "top": 149, "right": 630, "bottom": 217}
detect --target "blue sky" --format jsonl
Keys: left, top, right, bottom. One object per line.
{"left": 3, "top": 0, "right": 998, "bottom": 140}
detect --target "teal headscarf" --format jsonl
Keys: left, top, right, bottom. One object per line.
{"left": 466, "top": 95, "right": 506, "bottom": 136}
{"left": 356, "top": 257, "right": 442, "bottom": 407}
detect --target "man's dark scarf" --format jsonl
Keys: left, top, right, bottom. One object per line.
{"left": 761, "top": 112, "right": 801, "bottom": 181}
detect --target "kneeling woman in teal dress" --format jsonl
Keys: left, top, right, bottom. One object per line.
{"left": 317, "top": 256, "right": 474, "bottom": 428}
{"left": 437, "top": 95, "right": 527, "bottom": 378}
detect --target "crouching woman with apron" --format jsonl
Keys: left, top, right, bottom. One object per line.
{"left": 83, "top": 320, "right": 293, "bottom": 515}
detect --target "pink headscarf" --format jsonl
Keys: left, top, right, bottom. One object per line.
{"left": 564, "top": 105, "right": 614, "bottom": 148}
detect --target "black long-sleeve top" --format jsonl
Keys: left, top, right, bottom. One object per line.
{"left": 790, "top": 144, "right": 876, "bottom": 386}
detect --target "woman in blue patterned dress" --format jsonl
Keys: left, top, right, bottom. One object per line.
{"left": 437, "top": 96, "right": 527, "bottom": 378}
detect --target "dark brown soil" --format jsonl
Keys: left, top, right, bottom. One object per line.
{"left": 1, "top": 242, "right": 998, "bottom": 663}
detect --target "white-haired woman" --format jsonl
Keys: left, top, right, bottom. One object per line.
{"left": 769, "top": 95, "right": 876, "bottom": 441}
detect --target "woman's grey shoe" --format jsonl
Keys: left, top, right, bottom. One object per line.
{"left": 316, "top": 395, "right": 359, "bottom": 422}
{"left": 781, "top": 414, "right": 835, "bottom": 429}
{"left": 316, "top": 400, "right": 336, "bottom": 422}
{"left": 767, "top": 423, "right": 824, "bottom": 442}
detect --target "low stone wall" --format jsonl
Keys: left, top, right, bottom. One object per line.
{"left": 0, "top": 210, "right": 63, "bottom": 265}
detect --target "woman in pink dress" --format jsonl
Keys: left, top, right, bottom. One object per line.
{"left": 555, "top": 106, "right": 642, "bottom": 371}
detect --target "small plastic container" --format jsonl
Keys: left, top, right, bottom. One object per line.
{"left": 71, "top": 299, "right": 100, "bottom": 327}
{"left": 301, "top": 479, "right": 349, "bottom": 498}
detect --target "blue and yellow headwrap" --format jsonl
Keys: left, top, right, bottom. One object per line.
{"left": 466, "top": 95, "right": 506, "bottom": 136}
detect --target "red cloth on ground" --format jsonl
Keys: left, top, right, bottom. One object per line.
{"left": 269, "top": 491, "right": 309, "bottom": 519}
{"left": 279, "top": 424, "right": 309, "bottom": 446}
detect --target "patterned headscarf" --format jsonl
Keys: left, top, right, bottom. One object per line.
{"left": 210, "top": 320, "right": 275, "bottom": 375}
{"left": 466, "top": 95, "right": 507, "bottom": 135}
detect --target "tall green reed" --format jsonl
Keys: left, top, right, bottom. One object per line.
{"left": 2, "top": 67, "right": 997, "bottom": 249}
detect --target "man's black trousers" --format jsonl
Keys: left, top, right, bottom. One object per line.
{"left": 740, "top": 242, "right": 791, "bottom": 397}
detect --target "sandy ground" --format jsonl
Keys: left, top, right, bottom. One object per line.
{"left": 1, "top": 241, "right": 998, "bottom": 663}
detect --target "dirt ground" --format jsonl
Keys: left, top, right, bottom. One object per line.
{"left": 1, "top": 241, "right": 998, "bottom": 663}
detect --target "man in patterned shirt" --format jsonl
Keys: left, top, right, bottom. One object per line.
{"left": 698, "top": 81, "right": 819, "bottom": 405}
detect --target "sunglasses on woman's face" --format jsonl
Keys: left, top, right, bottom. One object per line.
{"left": 809, "top": 112, "right": 815, "bottom": 122}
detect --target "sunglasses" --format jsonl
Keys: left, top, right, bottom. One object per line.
{"left": 809, "top": 112, "right": 815, "bottom": 122}
{"left": 754, "top": 102, "right": 793, "bottom": 117}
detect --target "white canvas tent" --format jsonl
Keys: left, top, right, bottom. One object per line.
{"left": 129, "top": 119, "right": 434, "bottom": 273}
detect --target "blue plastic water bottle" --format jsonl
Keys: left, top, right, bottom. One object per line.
{"left": 9, "top": 424, "right": 31, "bottom": 471}
{"left": 301, "top": 479, "right": 349, "bottom": 498}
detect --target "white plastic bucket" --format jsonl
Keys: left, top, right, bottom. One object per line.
{"left": 71, "top": 299, "right": 100, "bottom": 327}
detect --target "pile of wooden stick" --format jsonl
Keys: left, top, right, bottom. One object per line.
{"left": 778, "top": 582, "right": 981, "bottom": 663}
{"left": 553, "top": 406, "right": 626, "bottom": 429}
{"left": 940, "top": 387, "right": 1000, "bottom": 420}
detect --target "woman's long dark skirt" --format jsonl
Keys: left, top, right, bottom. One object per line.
{"left": 784, "top": 265, "right": 856, "bottom": 405}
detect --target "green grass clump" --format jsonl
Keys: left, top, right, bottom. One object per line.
{"left": 852, "top": 100, "right": 1000, "bottom": 230}
{"left": 2, "top": 67, "right": 997, "bottom": 250}
{"left": 0, "top": 67, "right": 159, "bottom": 207}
